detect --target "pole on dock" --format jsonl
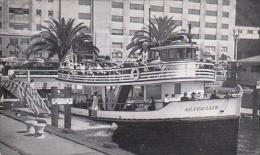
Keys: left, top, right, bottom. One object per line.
{"left": 252, "top": 88, "right": 260, "bottom": 122}
{"left": 51, "top": 87, "right": 59, "bottom": 127}
{"left": 63, "top": 87, "right": 72, "bottom": 133}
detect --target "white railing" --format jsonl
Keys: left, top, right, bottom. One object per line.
{"left": 9, "top": 69, "right": 58, "bottom": 78}
{"left": 57, "top": 62, "right": 215, "bottom": 84}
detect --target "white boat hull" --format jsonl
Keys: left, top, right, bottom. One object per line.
{"left": 90, "top": 97, "right": 241, "bottom": 122}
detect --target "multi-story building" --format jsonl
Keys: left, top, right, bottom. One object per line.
{"left": 235, "top": 0, "right": 260, "bottom": 60}
{"left": 0, "top": 0, "right": 237, "bottom": 64}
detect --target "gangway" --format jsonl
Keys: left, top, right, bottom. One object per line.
{"left": 0, "top": 79, "right": 50, "bottom": 115}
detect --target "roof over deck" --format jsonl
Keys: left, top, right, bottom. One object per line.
{"left": 237, "top": 55, "right": 260, "bottom": 63}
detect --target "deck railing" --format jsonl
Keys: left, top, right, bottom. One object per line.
{"left": 57, "top": 62, "right": 215, "bottom": 84}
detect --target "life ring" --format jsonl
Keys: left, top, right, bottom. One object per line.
{"left": 131, "top": 68, "right": 140, "bottom": 81}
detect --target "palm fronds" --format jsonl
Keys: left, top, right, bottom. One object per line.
{"left": 127, "top": 16, "right": 190, "bottom": 57}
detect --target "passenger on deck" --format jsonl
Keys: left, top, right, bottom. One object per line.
{"left": 197, "top": 92, "right": 203, "bottom": 99}
{"left": 181, "top": 92, "right": 192, "bottom": 101}
{"left": 91, "top": 92, "right": 99, "bottom": 110}
{"left": 123, "top": 97, "right": 134, "bottom": 111}
{"left": 210, "top": 90, "right": 220, "bottom": 99}
{"left": 106, "top": 89, "right": 115, "bottom": 111}
{"left": 169, "top": 94, "right": 178, "bottom": 102}
{"left": 147, "top": 97, "right": 155, "bottom": 111}
{"left": 190, "top": 92, "right": 197, "bottom": 100}
{"left": 203, "top": 93, "right": 208, "bottom": 99}
{"left": 163, "top": 94, "right": 170, "bottom": 106}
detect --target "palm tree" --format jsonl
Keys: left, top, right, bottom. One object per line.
{"left": 72, "top": 33, "right": 99, "bottom": 60}
{"left": 25, "top": 18, "right": 99, "bottom": 63}
{"left": 127, "top": 16, "right": 188, "bottom": 57}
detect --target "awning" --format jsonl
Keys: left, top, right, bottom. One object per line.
{"left": 237, "top": 55, "right": 260, "bottom": 63}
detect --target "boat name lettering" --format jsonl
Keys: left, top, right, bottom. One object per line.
{"left": 185, "top": 106, "right": 219, "bottom": 112}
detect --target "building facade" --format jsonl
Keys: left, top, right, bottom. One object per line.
{"left": 0, "top": 0, "right": 236, "bottom": 64}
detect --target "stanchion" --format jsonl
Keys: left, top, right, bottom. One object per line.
{"left": 63, "top": 86, "right": 73, "bottom": 133}
{"left": 51, "top": 87, "right": 59, "bottom": 127}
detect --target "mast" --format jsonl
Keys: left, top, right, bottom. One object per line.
{"left": 58, "top": 0, "right": 61, "bottom": 21}
{"left": 149, "top": 8, "right": 151, "bottom": 50}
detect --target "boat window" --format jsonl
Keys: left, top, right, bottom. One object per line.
{"left": 132, "top": 86, "right": 144, "bottom": 99}
{"left": 160, "top": 51, "right": 168, "bottom": 61}
{"left": 146, "top": 85, "right": 161, "bottom": 99}
{"left": 174, "top": 83, "right": 181, "bottom": 94}
{"left": 251, "top": 65, "right": 260, "bottom": 73}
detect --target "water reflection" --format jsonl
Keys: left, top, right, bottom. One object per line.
{"left": 238, "top": 119, "right": 260, "bottom": 155}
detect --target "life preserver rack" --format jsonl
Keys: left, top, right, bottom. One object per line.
{"left": 131, "top": 68, "right": 140, "bottom": 81}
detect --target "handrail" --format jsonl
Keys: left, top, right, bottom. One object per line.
{"left": 57, "top": 62, "right": 215, "bottom": 84}
{"left": 59, "top": 62, "right": 214, "bottom": 73}
{"left": 0, "top": 80, "right": 50, "bottom": 115}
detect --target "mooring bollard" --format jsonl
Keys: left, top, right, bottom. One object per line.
{"left": 34, "top": 123, "right": 46, "bottom": 139}
{"left": 25, "top": 120, "right": 37, "bottom": 134}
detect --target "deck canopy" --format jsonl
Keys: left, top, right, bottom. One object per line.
{"left": 237, "top": 55, "right": 260, "bottom": 64}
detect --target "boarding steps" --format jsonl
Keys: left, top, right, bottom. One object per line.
{"left": 0, "top": 79, "right": 50, "bottom": 115}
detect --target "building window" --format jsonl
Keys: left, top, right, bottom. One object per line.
{"left": 222, "top": 12, "right": 229, "bottom": 17}
{"left": 150, "top": 5, "right": 164, "bottom": 12}
{"left": 188, "top": 9, "right": 200, "bottom": 15}
{"left": 189, "top": 21, "right": 200, "bottom": 27}
{"left": 36, "top": 9, "right": 42, "bottom": 16}
{"left": 205, "top": 34, "right": 216, "bottom": 40}
{"left": 9, "top": 23, "right": 29, "bottom": 30}
{"left": 0, "top": 22, "right": 2, "bottom": 29}
{"left": 9, "top": 38, "right": 18, "bottom": 45}
{"left": 188, "top": 0, "right": 201, "bottom": 3}
{"left": 205, "top": 10, "right": 217, "bottom": 16}
{"left": 9, "top": 8, "right": 29, "bottom": 15}
{"left": 36, "top": 24, "right": 41, "bottom": 31}
{"left": 247, "top": 30, "right": 254, "bottom": 34}
{"left": 79, "top": 0, "right": 91, "bottom": 5}
{"left": 205, "top": 22, "right": 217, "bottom": 28}
{"left": 112, "top": 2, "right": 123, "bottom": 9}
{"left": 170, "top": 7, "right": 182, "bottom": 14}
{"left": 222, "top": 24, "right": 229, "bottom": 29}
{"left": 112, "top": 42, "right": 123, "bottom": 49}
{"left": 112, "top": 15, "right": 123, "bottom": 22}
{"left": 130, "top": 17, "right": 144, "bottom": 23}
{"left": 204, "top": 46, "right": 216, "bottom": 53}
{"left": 48, "top": 0, "right": 53, "bottom": 2}
{"left": 78, "top": 13, "right": 91, "bottom": 20}
{"left": 21, "top": 38, "right": 29, "bottom": 45}
{"left": 223, "top": 0, "right": 230, "bottom": 6}
{"left": 111, "top": 29, "right": 123, "bottom": 35}
{"left": 221, "top": 47, "right": 228, "bottom": 53}
{"left": 48, "top": 10, "right": 53, "bottom": 17}
{"left": 221, "top": 35, "right": 228, "bottom": 40}
{"left": 193, "top": 34, "right": 200, "bottom": 39}
{"left": 130, "top": 3, "right": 144, "bottom": 10}
{"left": 206, "top": 0, "right": 217, "bottom": 4}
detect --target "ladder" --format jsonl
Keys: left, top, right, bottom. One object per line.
{"left": 0, "top": 79, "right": 50, "bottom": 115}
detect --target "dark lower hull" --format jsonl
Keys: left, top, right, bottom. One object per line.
{"left": 112, "top": 118, "right": 239, "bottom": 155}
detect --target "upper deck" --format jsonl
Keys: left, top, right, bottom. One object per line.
{"left": 56, "top": 61, "right": 215, "bottom": 86}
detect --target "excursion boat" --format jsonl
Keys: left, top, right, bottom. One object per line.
{"left": 57, "top": 42, "right": 243, "bottom": 154}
